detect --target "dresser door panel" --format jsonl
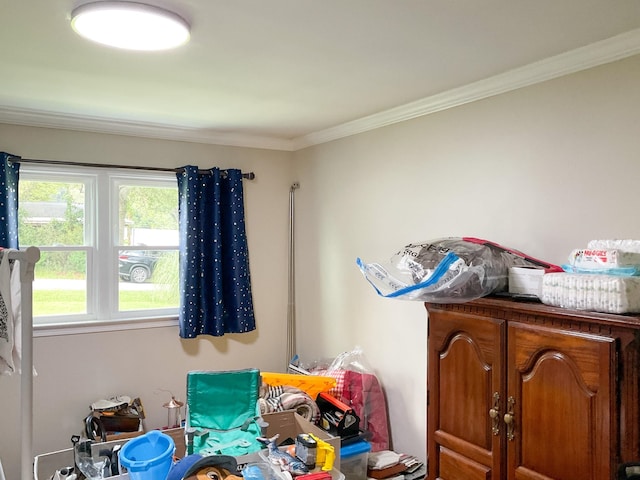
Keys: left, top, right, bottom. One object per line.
{"left": 507, "top": 322, "right": 615, "bottom": 480}
{"left": 439, "top": 446, "right": 491, "bottom": 480}
{"left": 428, "top": 310, "right": 505, "bottom": 480}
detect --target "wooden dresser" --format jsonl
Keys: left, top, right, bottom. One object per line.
{"left": 425, "top": 297, "right": 640, "bottom": 480}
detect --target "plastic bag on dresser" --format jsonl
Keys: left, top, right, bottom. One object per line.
{"left": 357, "top": 237, "right": 562, "bottom": 303}
{"left": 319, "top": 347, "right": 390, "bottom": 452}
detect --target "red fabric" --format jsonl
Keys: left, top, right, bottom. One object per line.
{"left": 336, "top": 370, "right": 390, "bottom": 452}
{"left": 314, "top": 368, "right": 390, "bottom": 451}
{"left": 326, "top": 369, "right": 346, "bottom": 398}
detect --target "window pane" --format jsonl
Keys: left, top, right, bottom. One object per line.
{"left": 118, "top": 184, "right": 178, "bottom": 247}
{"left": 117, "top": 181, "right": 179, "bottom": 314}
{"left": 118, "top": 249, "right": 179, "bottom": 311}
{"left": 19, "top": 180, "right": 86, "bottom": 246}
{"left": 33, "top": 250, "right": 87, "bottom": 316}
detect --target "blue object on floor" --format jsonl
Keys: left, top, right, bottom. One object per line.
{"left": 340, "top": 440, "right": 371, "bottom": 459}
{"left": 340, "top": 440, "right": 371, "bottom": 480}
{"left": 119, "top": 430, "right": 175, "bottom": 480}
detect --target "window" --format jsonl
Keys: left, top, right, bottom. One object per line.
{"left": 18, "top": 164, "right": 179, "bottom": 327}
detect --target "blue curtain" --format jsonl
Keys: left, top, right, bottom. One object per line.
{"left": 177, "top": 166, "right": 255, "bottom": 338}
{"left": 0, "top": 153, "right": 20, "bottom": 249}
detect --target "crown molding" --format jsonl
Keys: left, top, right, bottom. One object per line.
{"left": 1, "top": 28, "right": 639, "bottom": 152}
{"left": 0, "top": 107, "right": 295, "bottom": 151}
{"left": 292, "top": 28, "right": 640, "bottom": 150}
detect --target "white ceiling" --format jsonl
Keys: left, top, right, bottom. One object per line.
{"left": 1, "top": 0, "right": 640, "bottom": 151}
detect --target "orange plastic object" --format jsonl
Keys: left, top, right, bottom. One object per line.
{"left": 261, "top": 372, "right": 336, "bottom": 399}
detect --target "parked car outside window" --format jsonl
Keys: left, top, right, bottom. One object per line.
{"left": 119, "top": 250, "right": 159, "bottom": 283}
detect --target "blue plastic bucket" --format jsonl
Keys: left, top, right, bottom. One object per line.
{"left": 119, "top": 430, "right": 175, "bottom": 480}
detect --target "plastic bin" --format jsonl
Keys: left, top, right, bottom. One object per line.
{"left": 34, "top": 438, "right": 133, "bottom": 480}
{"left": 257, "top": 449, "right": 345, "bottom": 480}
{"left": 339, "top": 441, "right": 371, "bottom": 480}
{"left": 261, "top": 372, "right": 337, "bottom": 399}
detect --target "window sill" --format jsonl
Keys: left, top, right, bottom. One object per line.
{"left": 33, "top": 315, "right": 179, "bottom": 337}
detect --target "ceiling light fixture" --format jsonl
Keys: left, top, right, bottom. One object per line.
{"left": 71, "top": 1, "right": 190, "bottom": 51}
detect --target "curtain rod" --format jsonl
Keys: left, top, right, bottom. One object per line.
{"left": 8, "top": 156, "right": 256, "bottom": 180}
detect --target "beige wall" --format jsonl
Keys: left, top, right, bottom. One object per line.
{"left": 0, "top": 126, "right": 294, "bottom": 480}
{"left": 292, "top": 55, "right": 640, "bottom": 461}
{"left": 1, "top": 53, "right": 640, "bottom": 479}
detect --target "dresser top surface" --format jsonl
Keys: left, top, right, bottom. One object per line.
{"left": 425, "top": 296, "right": 640, "bottom": 329}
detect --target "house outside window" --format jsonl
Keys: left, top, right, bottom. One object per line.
{"left": 18, "top": 164, "right": 179, "bottom": 328}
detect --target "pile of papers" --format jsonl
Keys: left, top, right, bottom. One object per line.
{"left": 366, "top": 451, "right": 425, "bottom": 480}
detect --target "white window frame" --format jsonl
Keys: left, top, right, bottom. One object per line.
{"left": 19, "top": 164, "right": 179, "bottom": 336}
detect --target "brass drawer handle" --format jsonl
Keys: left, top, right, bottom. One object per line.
{"left": 488, "top": 392, "right": 500, "bottom": 436}
{"left": 504, "top": 396, "right": 515, "bottom": 441}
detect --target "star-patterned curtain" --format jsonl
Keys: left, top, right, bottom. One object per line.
{"left": 177, "top": 166, "right": 255, "bottom": 338}
{"left": 0, "top": 153, "right": 20, "bottom": 249}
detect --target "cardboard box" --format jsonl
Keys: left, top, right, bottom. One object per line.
{"left": 254, "top": 450, "right": 345, "bottom": 480}
{"left": 262, "top": 411, "right": 341, "bottom": 470}
{"left": 162, "top": 427, "right": 187, "bottom": 458}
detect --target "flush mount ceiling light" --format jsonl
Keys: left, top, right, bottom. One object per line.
{"left": 71, "top": 1, "right": 190, "bottom": 51}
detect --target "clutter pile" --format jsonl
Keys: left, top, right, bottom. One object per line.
{"left": 37, "top": 352, "right": 425, "bottom": 480}
{"left": 358, "top": 234, "right": 640, "bottom": 316}
{"left": 259, "top": 383, "right": 321, "bottom": 424}
{"left": 287, "top": 348, "right": 426, "bottom": 480}
{"left": 295, "top": 347, "right": 390, "bottom": 452}
{"left": 86, "top": 396, "right": 145, "bottom": 442}
{"left": 541, "top": 239, "right": 640, "bottom": 314}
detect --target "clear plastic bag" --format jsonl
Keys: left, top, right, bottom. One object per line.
{"left": 325, "top": 347, "right": 374, "bottom": 376}
{"left": 357, "top": 237, "right": 561, "bottom": 303}
{"left": 324, "top": 347, "right": 390, "bottom": 452}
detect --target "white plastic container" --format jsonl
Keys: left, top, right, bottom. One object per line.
{"left": 509, "top": 266, "right": 545, "bottom": 297}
